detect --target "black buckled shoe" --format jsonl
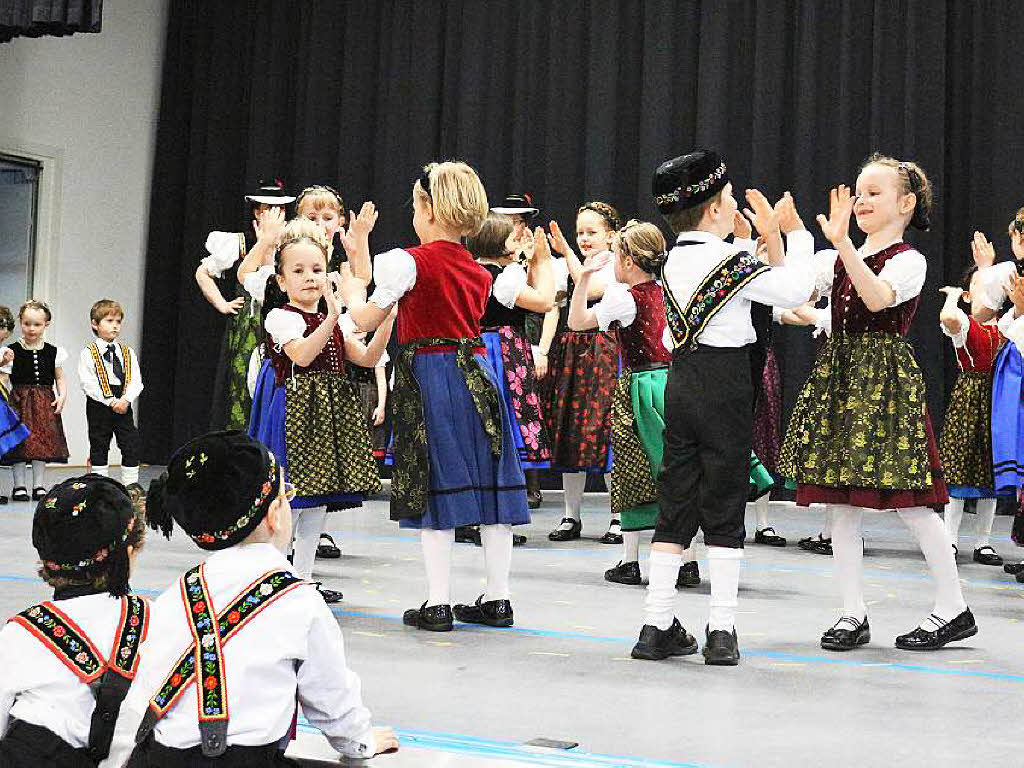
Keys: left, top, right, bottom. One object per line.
{"left": 32, "top": 487, "right": 47, "bottom": 501}
{"left": 631, "top": 617, "right": 698, "bottom": 660}
{"left": 1003, "top": 561, "right": 1024, "bottom": 575}
{"left": 702, "top": 626, "right": 740, "bottom": 666}
{"left": 820, "top": 616, "right": 870, "bottom": 651}
{"left": 11, "top": 486, "right": 29, "bottom": 502}
{"left": 604, "top": 560, "right": 642, "bottom": 585}
{"left": 895, "top": 609, "right": 977, "bottom": 651}
{"left": 548, "top": 518, "right": 582, "bottom": 541}
{"left": 314, "top": 583, "right": 344, "bottom": 604}
{"left": 0, "top": 495, "right": 7, "bottom": 505}
{"left": 527, "top": 490, "right": 543, "bottom": 509}
{"left": 676, "top": 560, "right": 701, "bottom": 588}
{"left": 455, "top": 526, "right": 482, "bottom": 545}
{"left": 453, "top": 595, "right": 514, "bottom": 627}
{"left": 512, "top": 533, "right": 527, "bottom": 547}
{"left": 316, "top": 533, "right": 341, "bottom": 559}
{"left": 598, "top": 519, "right": 623, "bottom": 545}
{"left": 972, "top": 546, "right": 1003, "bottom": 566}
{"left": 798, "top": 533, "right": 832, "bottom": 554}
{"left": 1017, "top": 571, "right": 1024, "bottom": 584}
{"left": 403, "top": 602, "right": 454, "bottom": 632}
{"left": 754, "top": 527, "right": 787, "bottom": 547}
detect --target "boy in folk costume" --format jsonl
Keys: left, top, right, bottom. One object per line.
{"left": 632, "top": 151, "right": 814, "bottom": 664}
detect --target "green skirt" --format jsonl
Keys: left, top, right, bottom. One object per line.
{"left": 223, "top": 299, "right": 262, "bottom": 432}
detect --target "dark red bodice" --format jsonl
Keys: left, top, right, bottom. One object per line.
{"left": 955, "top": 316, "right": 1002, "bottom": 373}
{"left": 269, "top": 304, "right": 345, "bottom": 384}
{"left": 831, "top": 242, "right": 921, "bottom": 335}
{"left": 396, "top": 241, "right": 492, "bottom": 344}
{"left": 617, "top": 281, "right": 672, "bottom": 369}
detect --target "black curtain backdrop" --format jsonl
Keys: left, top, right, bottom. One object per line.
{"left": 141, "top": 0, "right": 1024, "bottom": 462}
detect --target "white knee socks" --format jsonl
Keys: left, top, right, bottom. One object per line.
{"left": 93, "top": 465, "right": 110, "bottom": 477}
{"left": 291, "top": 506, "right": 328, "bottom": 580}
{"left": 31, "top": 461, "right": 45, "bottom": 490}
{"left": 943, "top": 498, "right": 965, "bottom": 546}
{"left": 421, "top": 528, "right": 455, "bottom": 606}
{"left": 122, "top": 465, "right": 140, "bottom": 485}
{"left": 621, "top": 531, "right": 641, "bottom": 563}
{"left": 974, "top": 498, "right": 997, "bottom": 549}
{"left": 822, "top": 505, "right": 835, "bottom": 539}
{"left": 480, "top": 524, "right": 512, "bottom": 601}
{"left": 644, "top": 550, "right": 681, "bottom": 630}
{"left": 12, "top": 463, "right": 25, "bottom": 489}
{"left": 562, "top": 472, "right": 586, "bottom": 523}
{"left": 831, "top": 505, "right": 866, "bottom": 620}
{"left": 707, "top": 546, "right": 743, "bottom": 632}
{"left": 681, "top": 545, "right": 697, "bottom": 563}
{"left": 754, "top": 494, "right": 771, "bottom": 531}
{"left": 897, "top": 506, "right": 967, "bottom": 625}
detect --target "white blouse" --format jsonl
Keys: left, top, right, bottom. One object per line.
{"left": 976, "top": 261, "right": 1016, "bottom": 311}
{"left": 369, "top": 248, "right": 417, "bottom": 308}
{"left": 201, "top": 231, "right": 243, "bottom": 278}
{"left": 243, "top": 264, "right": 276, "bottom": 303}
{"left": 593, "top": 282, "right": 637, "bottom": 331}
{"left": 940, "top": 306, "right": 971, "bottom": 348}
{"left": 265, "top": 308, "right": 354, "bottom": 348}
{"left": 492, "top": 263, "right": 528, "bottom": 308}
{"left": 811, "top": 246, "right": 928, "bottom": 307}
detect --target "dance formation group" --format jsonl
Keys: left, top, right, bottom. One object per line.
{"left": 2, "top": 149, "right": 1024, "bottom": 765}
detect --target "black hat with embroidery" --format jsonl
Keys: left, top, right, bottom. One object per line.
{"left": 33, "top": 474, "right": 139, "bottom": 597}
{"left": 652, "top": 150, "right": 730, "bottom": 214}
{"left": 146, "top": 430, "right": 281, "bottom": 551}
{"left": 492, "top": 193, "right": 540, "bottom": 219}
{"left": 244, "top": 177, "right": 296, "bottom": 206}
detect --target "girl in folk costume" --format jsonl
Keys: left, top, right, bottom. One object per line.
{"left": 564, "top": 220, "right": 678, "bottom": 585}
{"left": 0, "top": 307, "right": 30, "bottom": 503}
{"left": 248, "top": 217, "right": 389, "bottom": 604}
{"left": 5, "top": 301, "right": 69, "bottom": 501}
{"left": 457, "top": 212, "right": 555, "bottom": 547}
{"left": 937, "top": 258, "right": 1009, "bottom": 567}
{"left": 343, "top": 161, "right": 530, "bottom": 633}
{"left": 196, "top": 179, "right": 295, "bottom": 432}
{"left": 779, "top": 154, "right": 974, "bottom": 652}
{"left": 540, "top": 202, "right": 623, "bottom": 544}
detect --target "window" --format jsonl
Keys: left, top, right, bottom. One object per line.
{"left": 0, "top": 154, "right": 41, "bottom": 312}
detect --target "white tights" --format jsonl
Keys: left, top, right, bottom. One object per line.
{"left": 291, "top": 506, "right": 328, "bottom": 580}
{"left": 12, "top": 461, "right": 46, "bottom": 491}
{"left": 944, "top": 497, "right": 998, "bottom": 550}
{"left": 421, "top": 524, "right": 513, "bottom": 606}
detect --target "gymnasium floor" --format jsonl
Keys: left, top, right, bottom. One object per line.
{"left": 1, "top": 468, "right": 1022, "bottom": 766}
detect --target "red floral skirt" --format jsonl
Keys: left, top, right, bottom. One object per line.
{"left": 7, "top": 385, "right": 69, "bottom": 463}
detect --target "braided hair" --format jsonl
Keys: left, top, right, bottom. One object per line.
{"left": 578, "top": 201, "right": 623, "bottom": 232}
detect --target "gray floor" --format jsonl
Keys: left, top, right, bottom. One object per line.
{"left": 2, "top": 467, "right": 1023, "bottom": 767}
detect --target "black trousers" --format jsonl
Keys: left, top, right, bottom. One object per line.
{"left": 129, "top": 737, "right": 295, "bottom": 767}
{"left": 0, "top": 719, "right": 94, "bottom": 768}
{"left": 86, "top": 391, "right": 141, "bottom": 467}
{"left": 652, "top": 345, "right": 753, "bottom": 550}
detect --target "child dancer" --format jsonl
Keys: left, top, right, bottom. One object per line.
{"left": 938, "top": 265, "right": 1007, "bottom": 566}
{"left": 6, "top": 301, "right": 69, "bottom": 501}
{"left": 106, "top": 431, "right": 398, "bottom": 764}
{"left": 343, "top": 161, "right": 530, "bottom": 632}
{"left": 248, "top": 217, "right": 388, "bottom": 603}
{"left": 0, "top": 474, "right": 147, "bottom": 766}
{"left": 0, "top": 306, "right": 30, "bottom": 503}
{"left": 779, "top": 154, "right": 974, "bottom": 652}
{"left": 564, "top": 220, "right": 675, "bottom": 586}
{"left": 542, "top": 203, "right": 622, "bottom": 544}
{"left": 634, "top": 151, "right": 814, "bottom": 665}
{"left": 77, "top": 300, "right": 144, "bottom": 489}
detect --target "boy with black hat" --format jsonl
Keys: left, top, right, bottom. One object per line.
{"left": 0, "top": 475, "right": 148, "bottom": 766}
{"left": 104, "top": 430, "right": 397, "bottom": 766}
{"left": 631, "top": 150, "right": 814, "bottom": 665}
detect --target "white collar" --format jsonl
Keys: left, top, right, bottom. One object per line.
{"left": 675, "top": 230, "right": 724, "bottom": 245}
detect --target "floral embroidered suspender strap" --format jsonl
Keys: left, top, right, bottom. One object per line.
{"left": 89, "top": 343, "right": 133, "bottom": 400}
{"left": 662, "top": 246, "right": 770, "bottom": 351}
{"left": 11, "top": 602, "right": 108, "bottom": 682}
{"left": 135, "top": 566, "right": 304, "bottom": 755}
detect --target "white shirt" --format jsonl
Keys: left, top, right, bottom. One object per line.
{"left": 593, "top": 282, "right": 638, "bottom": 331}
{"left": 77, "top": 340, "right": 144, "bottom": 405}
{"left": 264, "top": 308, "right": 357, "bottom": 348}
{"left": 660, "top": 230, "right": 815, "bottom": 348}
{"left": 940, "top": 306, "right": 971, "bottom": 348}
{"left": 490, "top": 263, "right": 528, "bottom": 309}
{"left": 810, "top": 245, "right": 928, "bottom": 306}
{"left": 998, "top": 309, "right": 1024, "bottom": 348}
{"left": 976, "top": 261, "right": 1018, "bottom": 311}
{"left": 103, "top": 544, "right": 374, "bottom": 766}
{"left": 200, "top": 232, "right": 244, "bottom": 278}
{"left": 0, "top": 593, "right": 132, "bottom": 749}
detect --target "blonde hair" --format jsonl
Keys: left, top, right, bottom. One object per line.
{"left": 295, "top": 185, "right": 344, "bottom": 217}
{"left": 19, "top": 299, "right": 52, "bottom": 323}
{"left": 275, "top": 217, "right": 330, "bottom": 273}
{"left": 414, "top": 161, "right": 489, "bottom": 237}
{"left": 617, "top": 220, "right": 667, "bottom": 275}
{"left": 860, "top": 153, "right": 934, "bottom": 231}
{"left": 577, "top": 201, "right": 623, "bottom": 232}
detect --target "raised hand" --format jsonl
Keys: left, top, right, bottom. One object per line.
{"left": 1008, "top": 272, "right": 1024, "bottom": 317}
{"left": 581, "top": 251, "right": 613, "bottom": 275}
{"left": 938, "top": 286, "right": 964, "bottom": 298}
{"left": 774, "top": 191, "right": 806, "bottom": 234}
{"left": 340, "top": 202, "right": 379, "bottom": 256}
{"left": 255, "top": 207, "right": 286, "bottom": 244}
{"left": 547, "top": 221, "right": 573, "bottom": 257}
{"left": 743, "top": 188, "right": 780, "bottom": 237}
{"left": 971, "top": 231, "right": 996, "bottom": 269}
{"left": 532, "top": 225, "right": 551, "bottom": 262}
{"left": 816, "top": 185, "right": 854, "bottom": 247}
{"left": 320, "top": 274, "right": 340, "bottom": 316}
{"left": 733, "top": 210, "right": 752, "bottom": 240}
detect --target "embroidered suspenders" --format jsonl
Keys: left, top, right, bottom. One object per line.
{"left": 135, "top": 565, "right": 304, "bottom": 757}
{"left": 89, "top": 343, "right": 133, "bottom": 400}
{"left": 663, "top": 245, "right": 770, "bottom": 351}
{"left": 10, "top": 596, "right": 150, "bottom": 761}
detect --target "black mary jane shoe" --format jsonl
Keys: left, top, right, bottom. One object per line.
{"left": 676, "top": 560, "right": 701, "bottom": 589}
{"left": 32, "top": 487, "right": 47, "bottom": 501}
{"left": 403, "top": 602, "right": 454, "bottom": 632}
{"left": 702, "top": 626, "right": 740, "bottom": 666}
{"left": 11, "top": 487, "right": 29, "bottom": 503}
{"left": 598, "top": 520, "right": 623, "bottom": 545}
{"left": 1017, "top": 571, "right": 1024, "bottom": 584}
{"left": 527, "top": 490, "right": 543, "bottom": 510}
{"left": 512, "top": 533, "right": 527, "bottom": 547}
{"left": 605, "top": 560, "right": 643, "bottom": 585}
{"left": 1003, "top": 561, "right": 1024, "bottom": 576}
{"left": 972, "top": 546, "right": 1004, "bottom": 566}
{"left": 631, "top": 617, "right": 698, "bottom": 660}
{"left": 548, "top": 518, "right": 582, "bottom": 542}
{"left": 810, "top": 536, "right": 833, "bottom": 556}
{"left": 754, "top": 527, "right": 787, "bottom": 547}
{"left": 316, "top": 533, "right": 342, "bottom": 559}
{"left": 895, "top": 609, "right": 977, "bottom": 651}
{"left": 820, "top": 616, "right": 870, "bottom": 651}
{"left": 314, "top": 583, "right": 344, "bottom": 604}
{"left": 453, "top": 595, "right": 514, "bottom": 627}
{"left": 0, "top": 495, "right": 8, "bottom": 505}
{"left": 455, "top": 526, "right": 482, "bottom": 545}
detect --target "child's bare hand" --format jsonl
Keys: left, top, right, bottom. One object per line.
{"left": 581, "top": 251, "right": 612, "bottom": 275}
{"left": 938, "top": 286, "right": 963, "bottom": 297}
{"left": 372, "top": 726, "right": 400, "bottom": 755}
{"left": 732, "top": 211, "right": 752, "bottom": 240}
{"left": 816, "top": 185, "right": 854, "bottom": 247}
{"left": 547, "top": 221, "right": 573, "bottom": 257}
{"left": 774, "top": 191, "right": 805, "bottom": 234}
{"left": 52, "top": 393, "right": 66, "bottom": 415}
{"left": 743, "top": 188, "right": 780, "bottom": 237}
{"left": 218, "top": 297, "right": 245, "bottom": 316}
{"left": 971, "top": 231, "right": 996, "bottom": 269}
{"left": 372, "top": 403, "right": 386, "bottom": 426}
{"left": 255, "top": 207, "right": 286, "bottom": 244}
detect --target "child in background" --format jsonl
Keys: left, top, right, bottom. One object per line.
{"left": 5, "top": 301, "right": 69, "bottom": 501}
{"left": 0, "top": 306, "right": 30, "bottom": 503}
{"left": 77, "top": 300, "right": 144, "bottom": 489}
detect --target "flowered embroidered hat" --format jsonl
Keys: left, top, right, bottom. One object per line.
{"left": 652, "top": 150, "right": 730, "bottom": 214}
{"left": 32, "top": 474, "right": 138, "bottom": 595}
{"left": 147, "top": 430, "right": 281, "bottom": 550}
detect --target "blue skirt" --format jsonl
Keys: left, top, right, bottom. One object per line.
{"left": 0, "top": 398, "right": 29, "bottom": 459}
{"left": 991, "top": 341, "right": 1024, "bottom": 493}
{"left": 247, "top": 360, "right": 363, "bottom": 510}
{"left": 399, "top": 350, "right": 529, "bottom": 530}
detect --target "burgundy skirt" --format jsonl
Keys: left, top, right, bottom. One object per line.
{"left": 752, "top": 346, "right": 782, "bottom": 473}
{"left": 7, "top": 385, "right": 69, "bottom": 463}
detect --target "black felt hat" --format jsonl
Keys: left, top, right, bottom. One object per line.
{"left": 147, "top": 431, "right": 281, "bottom": 550}
{"left": 652, "top": 150, "right": 730, "bottom": 214}
{"left": 33, "top": 474, "right": 137, "bottom": 593}
{"left": 244, "top": 177, "right": 296, "bottom": 206}
{"left": 492, "top": 193, "right": 539, "bottom": 218}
